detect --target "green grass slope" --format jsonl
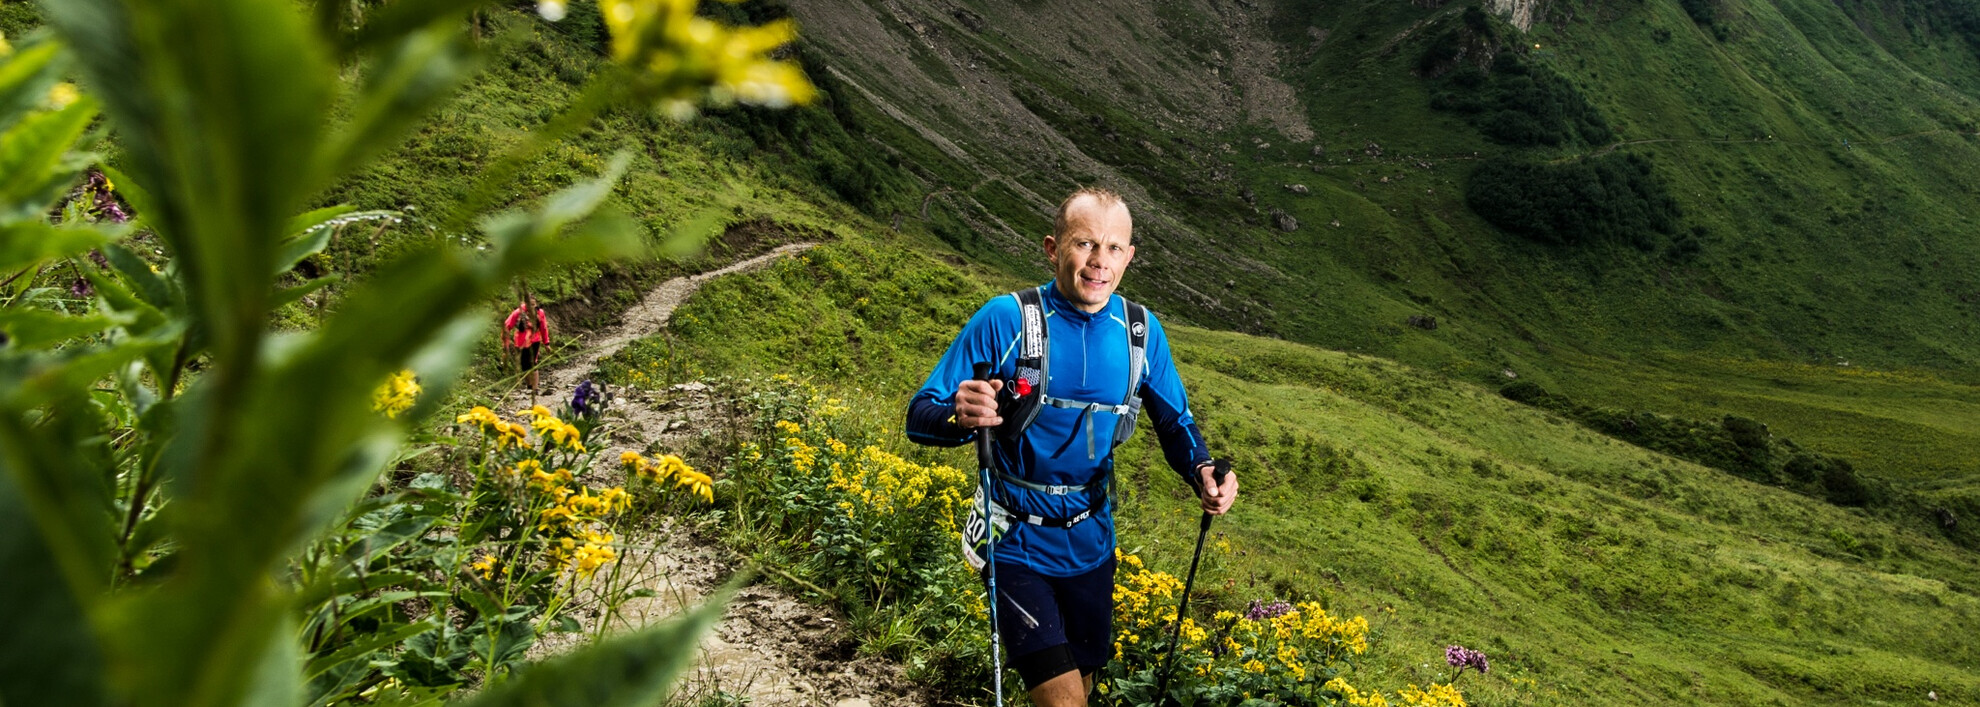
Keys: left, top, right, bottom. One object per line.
{"left": 38, "top": 0, "right": 1967, "bottom": 701}
{"left": 301, "top": 11, "right": 1977, "bottom": 702}
{"left": 618, "top": 231, "right": 1980, "bottom": 705}
{"left": 750, "top": 0, "right": 1980, "bottom": 527}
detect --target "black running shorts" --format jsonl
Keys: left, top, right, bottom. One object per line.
{"left": 987, "top": 553, "right": 1116, "bottom": 690}
{"left": 518, "top": 342, "right": 541, "bottom": 371}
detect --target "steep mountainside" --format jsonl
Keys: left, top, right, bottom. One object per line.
{"left": 766, "top": 0, "right": 1980, "bottom": 526}
{"left": 782, "top": 0, "right": 1980, "bottom": 374}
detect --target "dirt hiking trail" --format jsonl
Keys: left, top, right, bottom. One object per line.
{"left": 502, "top": 243, "right": 933, "bottom": 707}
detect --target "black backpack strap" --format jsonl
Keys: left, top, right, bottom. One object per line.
{"left": 1112, "top": 299, "right": 1149, "bottom": 447}
{"left": 997, "top": 287, "right": 1049, "bottom": 439}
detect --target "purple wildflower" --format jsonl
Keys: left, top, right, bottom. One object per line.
{"left": 88, "top": 249, "right": 109, "bottom": 268}
{"left": 572, "top": 379, "right": 600, "bottom": 418}
{"left": 1446, "top": 644, "right": 1489, "bottom": 678}
{"left": 96, "top": 197, "right": 130, "bottom": 223}
{"left": 1244, "top": 599, "right": 1293, "bottom": 621}
{"left": 70, "top": 276, "right": 93, "bottom": 300}
{"left": 83, "top": 171, "right": 131, "bottom": 223}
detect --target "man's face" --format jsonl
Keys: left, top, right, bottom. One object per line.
{"left": 1044, "top": 198, "right": 1135, "bottom": 313}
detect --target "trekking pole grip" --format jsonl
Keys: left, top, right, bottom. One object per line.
{"left": 1200, "top": 459, "right": 1232, "bottom": 526}
{"left": 972, "top": 362, "right": 995, "bottom": 466}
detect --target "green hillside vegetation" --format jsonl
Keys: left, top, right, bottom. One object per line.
{"left": 600, "top": 232, "right": 1980, "bottom": 705}
{"left": 19, "top": 0, "right": 1974, "bottom": 702}
{"left": 729, "top": 0, "right": 1980, "bottom": 539}
{"left": 287, "top": 3, "right": 1977, "bottom": 702}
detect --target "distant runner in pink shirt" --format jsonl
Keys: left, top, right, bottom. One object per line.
{"left": 503, "top": 293, "right": 551, "bottom": 395}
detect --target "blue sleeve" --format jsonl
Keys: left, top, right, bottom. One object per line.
{"left": 1138, "top": 312, "right": 1213, "bottom": 486}
{"left": 906, "top": 296, "right": 1023, "bottom": 448}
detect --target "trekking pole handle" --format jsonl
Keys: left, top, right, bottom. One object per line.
{"left": 972, "top": 362, "right": 995, "bottom": 467}
{"left": 1199, "top": 459, "right": 1231, "bottom": 531}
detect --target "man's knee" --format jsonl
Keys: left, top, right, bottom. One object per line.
{"left": 1011, "top": 644, "right": 1080, "bottom": 692}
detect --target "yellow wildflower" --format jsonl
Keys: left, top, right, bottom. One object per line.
{"left": 673, "top": 467, "right": 714, "bottom": 504}
{"left": 774, "top": 420, "right": 801, "bottom": 436}
{"left": 1180, "top": 618, "right": 1207, "bottom": 646}
{"left": 538, "top": 504, "right": 576, "bottom": 530}
{"left": 493, "top": 421, "right": 530, "bottom": 449}
{"left": 655, "top": 453, "right": 690, "bottom": 481}
{"left": 546, "top": 420, "right": 585, "bottom": 452}
{"left": 496, "top": 459, "right": 538, "bottom": 481}
{"left": 469, "top": 553, "right": 498, "bottom": 580}
{"left": 528, "top": 467, "right": 573, "bottom": 495}
{"left": 787, "top": 437, "right": 817, "bottom": 473}
{"left": 371, "top": 370, "right": 421, "bottom": 418}
{"left": 549, "top": 536, "right": 577, "bottom": 564}
{"left": 1243, "top": 659, "right": 1267, "bottom": 674}
{"left": 456, "top": 405, "right": 501, "bottom": 428}
{"left": 1396, "top": 683, "right": 1465, "bottom": 707}
{"left": 46, "top": 82, "right": 79, "bottom": 110}
{"left": 600, "top": 486, "right": 632, "bottom": 513}
{"left": 1329, "top": 678, "right": 1394, "bottom": 707}
{"left": 571, "top": 530, "right": 618, "bottom": 578}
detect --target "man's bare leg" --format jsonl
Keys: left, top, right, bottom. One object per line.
{"left": 1028, "top": 670, "right": 1094, "bottom": 707}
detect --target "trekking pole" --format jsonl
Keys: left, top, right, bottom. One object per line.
{"left": 972, "top": 362, "right": 1005, "bottom": 707}
{"left": 1153, "top": 459, "right": 1230, "bottom": 706}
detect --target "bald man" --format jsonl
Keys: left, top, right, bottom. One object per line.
{"left": 906, "top": 188, "right": 1238, "bottom": 705}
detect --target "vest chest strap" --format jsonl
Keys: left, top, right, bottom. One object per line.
{"left": 993, "top": 469, "right": 1102, "bottom": 496}
{"left": 1040, "top": 396, "right": 1134, "bottom": 416}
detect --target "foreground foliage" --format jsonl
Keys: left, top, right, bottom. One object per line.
{"left": 0, "top": 0, "right": 810, "bottom": 705}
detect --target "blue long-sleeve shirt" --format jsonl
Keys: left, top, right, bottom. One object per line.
{"left": 906, "top": 282, "right": 1212, "bottom": 576}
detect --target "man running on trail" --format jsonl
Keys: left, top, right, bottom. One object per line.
{"left": 905, "top": 187, "right": 1239, "bottom": 706}
{"left": 504, "top": 293, "right": 551, "bottom": 396}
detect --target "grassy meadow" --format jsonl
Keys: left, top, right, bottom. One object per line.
{"left": 26, "top": 0, "right": 1970, "bottom": 701}
{"left": 319, "top": 4, "right": 1980, "bottom": 702}
{"left": 584, "top": 228, "right": 1979, "bottom": 704}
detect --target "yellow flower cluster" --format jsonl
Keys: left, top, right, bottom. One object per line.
{"left": 826, "top": 446, "right": 966, "bottom": 521}
{"left": 371, "top": 369, "right": 421, "bottom": 418}
{"left": 787, "top": 436, "right": 818, "bottom": 474}
{"left": 1396, "top": 683, "right": 1467, "bottom": 707}
{"left": 1112, "top": 549, "right": 1183, "bottom": 631}
{"left": 47, "top": 82, "right": 80, "bottom": 110}
{"left": 528, "top": 466, "right": 575, "bottom": 496}
{"left": 1110, "top": 548, "right": 1410, "bottom": 702}
{"left": 469, "top": 553, "right": 500, "bottom": 581}
{"left": 598, "top": 0, "right": 817, "bottom": 117}
{"left": 1327, "top": 678, "right": 1393, "bottom": 707}
{"left": 774, "top": 420, "right": 802, "bottom": 436}
{"left": 811, "top": 396, "right": 848, "bottom": 418}
{"left": 622, "top": 451, "right": 712, "bottom": 503}
{"left": 456, "top": 405, "right": 530, "bottom": 448}
{"left": 540, "top": 486, "right": 632, "bottom": 530}
{"left": 569, "top": 530, "right": 618, "bottom": 579}
{"left": 521, "top": 405, "right": 585, "bottom": 452}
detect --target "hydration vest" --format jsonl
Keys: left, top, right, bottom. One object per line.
{"left": 973, "top": 286, "right": 1149, "bottom": 535}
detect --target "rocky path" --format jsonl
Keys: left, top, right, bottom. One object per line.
{"left": 506, "top": 243, "right": 931, "bottom": 707}
{"left": 511, "top": 242, "right": 818, "bottom": 404}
